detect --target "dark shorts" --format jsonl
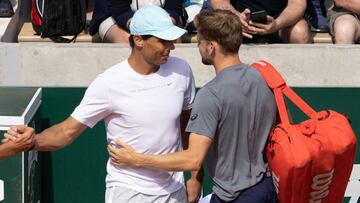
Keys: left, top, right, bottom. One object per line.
{"left": 327, "top": 5, "right": 360, "bottom": 37}
{"left": 210, "top": 176, "right": 279, "bottom": 203}
{"left": 242, "top": 33, "right": 282, "bottom": 44}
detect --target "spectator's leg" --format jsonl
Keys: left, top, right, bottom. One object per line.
{"left": 98, "top": 16, "right": 130, "bottom": 43}
{"left": 279, "top": 18, "right": 311, "bottom": 43}
{"left": 103, "top": 24, "right": 130, "bottom": 43}
{"left": 333, "top": 14, "right": 360, "bottom": 44}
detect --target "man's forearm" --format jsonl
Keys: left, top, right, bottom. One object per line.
{"left": 34, "top": 117, "right": 86, "bottom": 151}
{"left": 135, "top": 150, "right": 202, "bottom": 171}
{"left": 132, "top": 134, "right": 210, "bottom": 171}
{"left": 34, "top": 124, "right": 72, "bottom": 151}
{"left": 275, "top": 1, "right": 306, "bottom": 30}
{"left": 109, "top": 133, "right": 211, "bottom": 172}
{"left": 0, "top": 143, "right": 15, "bottom": 160}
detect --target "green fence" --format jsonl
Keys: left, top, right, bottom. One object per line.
{"left": 37, "top": 87, "right": 360, "bottom": 202}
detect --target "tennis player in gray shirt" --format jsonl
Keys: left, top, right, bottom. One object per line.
{"left": 108, "top": 9, "right": 279, "bottom": 203}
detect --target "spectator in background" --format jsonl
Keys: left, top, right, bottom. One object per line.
{"left": 326, "top": 0, "right": 360, "bottom": 43}
{"left": 183, "top": 0, "right": 212, "bottom": 32}
{"left": 305, "top": 0, "right": 329, "bottom": 32}
{"left": 89, "top": 0, "right": 184, "bottom": 43}
{"left": 211, "top": 0, "right": 311, "bottom": 43}
{"left": 0, "top": 126, "right": 34, "bottom": 160}
{"left": 0, "top": 0, "right": 14, "bottom": 17}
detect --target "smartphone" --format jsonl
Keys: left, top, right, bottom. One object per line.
{"left": 250, "top": 10, "right": 267, "bottom": 24}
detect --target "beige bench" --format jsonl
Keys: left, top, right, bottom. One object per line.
{"left": 310, "top": 32, "right": 333, "bottom": 43}
{"left": 18, "top": 22, "right": 333, "bottom": 44}
{"left": 17, "top": 22, "right": 100, "bottom": 42}
{"left": 181, "top": 32, "right": 333, "bottom": 43}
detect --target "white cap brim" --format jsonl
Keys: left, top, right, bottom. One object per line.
{"left": 151, "top": 25, "right": 187, "bottom": 41}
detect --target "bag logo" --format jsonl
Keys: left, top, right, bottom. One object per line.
{"left": 309, "top": 169, "right": 334, "bottom": 203}
{"left": 256, "top": 61, "right": 267, "bottom": 67}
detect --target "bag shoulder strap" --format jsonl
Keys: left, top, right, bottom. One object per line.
{"left": 251, "top": 60, "right": 318, "bottom": 124}
{"left": 251, "top": 60, "right": 286, "bottom": 89}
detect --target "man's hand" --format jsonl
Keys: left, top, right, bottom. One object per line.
{"left": 248, "top": 15, "right": 278, "bottom": 35}
{"left": 107, "top": 140, "right": 140, "bottom": 167}
{"left": 2, "top": 125, "right": 35, "bottom": 152}
{"left": 186, "top": 177, "right": 202, "bottom": 203}
{"left": 236, "top": 9, "right": 257, "bottom": 39}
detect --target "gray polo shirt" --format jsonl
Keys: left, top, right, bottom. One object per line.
{"left": 186, "top": 63, "right": 277, "bottom": 201}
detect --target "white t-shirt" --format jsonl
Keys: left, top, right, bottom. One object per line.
{"left": 71, "top": 56, "right": 195, "bottom": 195}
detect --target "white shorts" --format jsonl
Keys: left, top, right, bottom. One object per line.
{"left": 98, "top": 16, "right": 116, "bottom": 40}
{"left": 105, "top": 185, "right": 188, "bottom": 203}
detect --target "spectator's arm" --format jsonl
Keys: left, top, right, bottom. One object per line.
{"left": 334, "top": 0, "right": 360, "bottom": 13}
{"left": 211, "top": 0, "right": 242, "bottom": 16}
{"left": 108, "top": 0, "right": 134, "bottom": 30}
{"left": 273, "top": 0, "right": 307, "bottom": 31}
{"left": 164, "top": 0, "right": 183, "bottom": 24}
{"left": 211, "top": 0, "right": 253, "bottom": 38}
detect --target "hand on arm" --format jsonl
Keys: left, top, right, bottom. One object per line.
{"left": 108, "top": 133, "right": 212, "bottom": 171}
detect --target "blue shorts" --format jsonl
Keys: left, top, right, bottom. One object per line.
{"left": 210, "top": 176, "right": 279, "bottom": 203}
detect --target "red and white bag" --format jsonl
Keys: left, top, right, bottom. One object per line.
{"left": 251, "top": 60, "right": 357, "bottom": 203}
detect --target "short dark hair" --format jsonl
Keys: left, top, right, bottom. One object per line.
{"left": 129, "top": 35, "right": 153, "bottom": 48}
{"left": 194, "top": 10, "right": 242, "bottom": 54}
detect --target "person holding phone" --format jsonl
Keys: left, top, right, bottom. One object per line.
{"left": 211, "top": 0, "right": 311, "bottom": 43}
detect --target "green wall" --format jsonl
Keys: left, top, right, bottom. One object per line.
{"left": 40, "top": 88, "right": 108, "bottom": 203}
{"left": 39, "top": 87, "right": 360, "bottom": 202}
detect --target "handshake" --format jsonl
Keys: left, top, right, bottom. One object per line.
{"left": 0, "top": 125, "right": 35, "bottom": 160}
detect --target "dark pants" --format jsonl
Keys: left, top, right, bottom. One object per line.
{"left": 210, "top": 176, "right": 279, "bottom": 203}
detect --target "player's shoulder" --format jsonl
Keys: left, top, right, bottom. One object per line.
{"left": 167, "top": 56, "right": 191, "bottom": 68}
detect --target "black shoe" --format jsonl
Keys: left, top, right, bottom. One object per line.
{"left": 305, "top": 0, "right": 329, "bottom": 33}
{"left": 0, "top": 0, "right": 14, "bottom": 17}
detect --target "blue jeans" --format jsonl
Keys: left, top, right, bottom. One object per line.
{"left": 210, "top": 176, "right": 279, "bottom": 203}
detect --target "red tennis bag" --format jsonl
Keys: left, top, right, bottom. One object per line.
{"left": 251, "top": 60, "right": 357, "bottom": 203}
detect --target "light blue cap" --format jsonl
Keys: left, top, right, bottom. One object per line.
{"left": 130, "top": 5, "right": 187, "bottom": 41}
